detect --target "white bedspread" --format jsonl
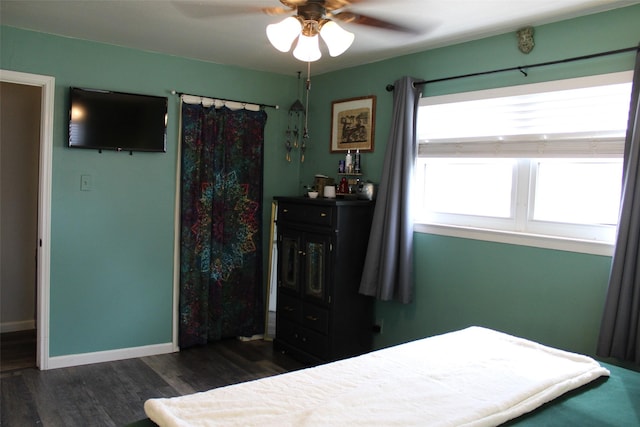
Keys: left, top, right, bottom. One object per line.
{"left": 144, "top": 326, "right": 609, "bottom": 427}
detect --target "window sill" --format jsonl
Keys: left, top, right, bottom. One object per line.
{"left": 414, "top": 222, "right": 614, "bottom": 256}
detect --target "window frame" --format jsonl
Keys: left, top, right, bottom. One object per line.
{"left": 413, "top": 71, "right": 633, "bottom": 256}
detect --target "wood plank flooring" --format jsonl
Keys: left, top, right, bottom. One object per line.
{"left": 1, "top": 337, "right": 304, "bottom": 427}
{"left": 1, "top": 330, "right": 37, "bottom": 372}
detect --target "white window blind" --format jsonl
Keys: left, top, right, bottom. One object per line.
{"left": 417, "top": 72, "right": 632, "bottom": 158}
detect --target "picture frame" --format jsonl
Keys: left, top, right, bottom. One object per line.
{"left": 330, "top": 95, "right": 376, "bottom": 153}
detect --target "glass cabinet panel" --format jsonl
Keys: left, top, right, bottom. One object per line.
{"left": 280, "top": 235, "right": 299, "bottom": 291}
{"left": 304, "top": 237, "right": 327, "bottom": 300}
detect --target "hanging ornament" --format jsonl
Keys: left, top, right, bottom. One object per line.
{"left": 285, "top": 71, "right": 305, "bottom": 162}
{"left": 300, "top": 61, "right": 311, "bottom": 163}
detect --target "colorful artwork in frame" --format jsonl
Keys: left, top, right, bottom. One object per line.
{"left": 330, "top": 95, "right": 376, "bottom": 152}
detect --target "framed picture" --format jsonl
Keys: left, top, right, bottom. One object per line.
{"left": 330, "top": 95, "right": 376, "bottom": 152}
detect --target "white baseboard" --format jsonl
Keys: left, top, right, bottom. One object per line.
{"left": 47, "top": 342, "right": 176, "bottom": 370}
{"left": 237, "top": 334, "right": 264, "bottom": 342}
{"left": 1, "top": 320, "right": 36, "bottom": 333}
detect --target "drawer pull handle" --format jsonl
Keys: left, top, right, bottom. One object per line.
{"left": 283, "top": 209, "right": 289, "bottom": 213}
{"left": 320, "top": 213, "right": 327, "bottom": 217}
{"left": 284, "top": 306, "right": 295, "bottom": 312}
{"left": 305, "top": 315, "right": 318, "bottom": 321}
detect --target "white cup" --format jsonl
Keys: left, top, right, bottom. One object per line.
{"left": 323, "top": 185, "right": 336, "bottom": 198}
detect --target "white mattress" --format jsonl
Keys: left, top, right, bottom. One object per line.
{"left": 144, "top": 326, "right": 609, "bottom": 427}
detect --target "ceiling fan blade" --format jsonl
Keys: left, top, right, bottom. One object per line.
{"left": 279, "top": 0, "right": 310, "bottom": 8}
{"left": 333, "top": 11, "right": 420, "bottom": 34}
{"left": 263, "top": 0, "right": 309, "bottom": 16}
{"left": 324, "top": 0, "right": 362, "bottom": 11}
{"left": 262, "top": 7, "right": 294, "bottom": 16}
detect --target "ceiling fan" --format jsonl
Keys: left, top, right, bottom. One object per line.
{"left": 262, "top": 0, "right": 417, "bottom": 62}
{"left": 171, "top": 0, "right": 418, "bottom": 62}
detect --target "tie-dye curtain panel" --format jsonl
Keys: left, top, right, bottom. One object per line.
{"left": 179, "top": 102, "right": 267, "bottom": 348}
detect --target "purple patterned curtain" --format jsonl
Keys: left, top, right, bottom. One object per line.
{"left": 179, "top": 102, "right": 267, "bottom": 348}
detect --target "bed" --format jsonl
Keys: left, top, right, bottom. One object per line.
{"left": 142, "top": 327, "right": 640, "bottom": 426}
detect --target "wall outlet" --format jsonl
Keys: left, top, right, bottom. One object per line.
{"left": 373, "top": 319, "right": 384, "bottom": 334}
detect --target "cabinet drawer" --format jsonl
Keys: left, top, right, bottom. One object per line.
{"left": 302, "top": 303, "right": 329, "bottom": 334}
{"left": 298, "top": 327, "right": 329, "bottom": 360}
{"left": 276, "top": 318, "right": 329, "bottom": 361}
{"left": 278, "top": 203, "right": 333, "bottom": 227}
{"left": 276, "top": 318, "right": 299, "bottom": 347}
{"left": 277, "top": 293, "right": 301, "bottom": 322}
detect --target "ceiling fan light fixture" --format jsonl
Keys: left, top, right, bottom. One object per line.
{"left": 266, "top": 16, "right": 302, "bottom": 52}
{"left": 319, "top": 20, "right": 354, "bottom": 57}
{"left": 293, "top": 33, "right": 322, "bottom": 62}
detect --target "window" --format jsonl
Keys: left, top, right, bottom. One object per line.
{"left": 415, "top": 72, "right": 632, "bottom": 255}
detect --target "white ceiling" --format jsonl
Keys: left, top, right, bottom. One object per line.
{"left": 1, "top": 0, "right": 637, "bottom": 76}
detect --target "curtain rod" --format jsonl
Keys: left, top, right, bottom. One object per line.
{"left": 171, "top": 90, "right": 279, "bottom": 110}
{"left": 385, "top": 45, "right": 640, "bottom": 92}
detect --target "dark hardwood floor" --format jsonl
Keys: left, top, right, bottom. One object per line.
{"left": 1, "top": 337, "right": 304, "bottom": 427}
{"left": 1, "top": 330, "right": 37, "bottom": 373}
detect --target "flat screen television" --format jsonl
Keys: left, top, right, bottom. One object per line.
{"left": 69, "top": 87, "right": 167, "bottom": 152}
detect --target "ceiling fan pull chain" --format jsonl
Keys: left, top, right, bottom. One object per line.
{"left": 304, "top": 60, "right": 311, "bottom": 138}
{"left": 300, "top": 61, "right": 312, "bottom": 162}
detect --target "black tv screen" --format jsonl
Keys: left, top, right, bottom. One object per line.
{"left": 69, "top": 87, "right": 167, "bottom": 152}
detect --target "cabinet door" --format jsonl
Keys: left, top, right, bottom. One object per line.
{"left": 278, "top": 229, "right": 301, "bottom": 293}
{"left": 303, "top": 233, "right": 331, "bottom": 303}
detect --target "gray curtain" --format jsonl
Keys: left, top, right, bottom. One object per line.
{"left": 597, "top": 47, "right": 640, "bottom": 364}
{"left": 359, "top": 76, "right": 421, "bottom": 303}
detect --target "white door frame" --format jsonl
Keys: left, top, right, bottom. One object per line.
{"left": 1, "top": 69, "right": 55, "bottom": 370}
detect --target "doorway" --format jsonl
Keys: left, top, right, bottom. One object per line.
{"left": 0, "top": 82, "right": 39, "bottom": 371}
{"left": 0, "top": 70, "right": 54, "bottom": 370}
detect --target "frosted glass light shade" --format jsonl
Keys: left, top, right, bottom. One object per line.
{"left": 293, "top": 34, "right": 321, "bottom": 62}
{"left": 320, "top": 21, "right": 354, "bottom": 57}
{"left": 266, "top": 17, "right": 302, "bottom": 52}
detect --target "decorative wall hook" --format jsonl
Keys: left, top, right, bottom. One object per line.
{"left": 517, "top": 26, "right": 535, "bottom": 54}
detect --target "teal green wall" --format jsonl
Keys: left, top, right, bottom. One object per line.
{"left": 302, "top": 4, "right": 640, "bottom": 356}
{"left": 2, "top": 4, "right": 639, "bottom": 358}
{"left": 387, "top": 234, "right": 612, "bottom": 353}
{"left": 1, "top": 27, "right": 298, "bottom": 356}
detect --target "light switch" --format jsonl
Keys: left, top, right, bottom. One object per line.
{"left": 80, "top": 174, "right": 92, "bottom": 191}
